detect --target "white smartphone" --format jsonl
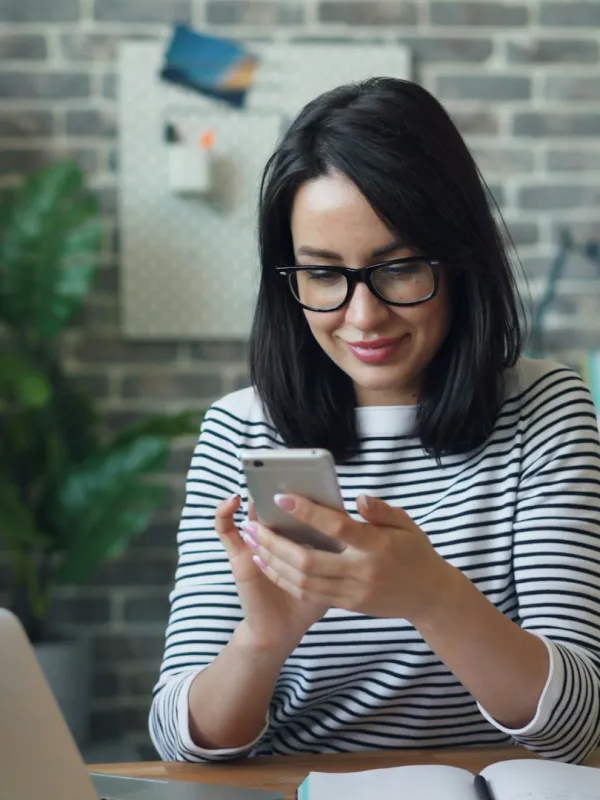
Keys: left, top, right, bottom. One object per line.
{"left": 241, "top": 448, "right": 345, "bottom": 553}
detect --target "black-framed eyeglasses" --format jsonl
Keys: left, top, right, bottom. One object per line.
{"left": 277, "top": 257, "right": 441, "bottom": 312}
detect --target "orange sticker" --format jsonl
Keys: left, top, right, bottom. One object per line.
{"left": 199, "top": 129, "right": 216, "bottom": 150}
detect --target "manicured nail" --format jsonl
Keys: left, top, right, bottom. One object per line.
{"left": 241, "top": 520, "right": 258, "bottom": 548}
{"left": 274, "top": 494, "right": 296, "bottom": 512}
{"left": 357, "top": 494, "right": 372, "bottom": 510}
{"left": 252, "top": 554, "right": 267, "bottom": 571}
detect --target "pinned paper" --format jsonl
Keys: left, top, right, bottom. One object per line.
{"left": 199, "top": 129, "right": 216, "bottom": 150}
{"left": 160, "top": 24, "right": 259, "bottom": 109}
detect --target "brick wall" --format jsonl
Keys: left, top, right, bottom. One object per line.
{"left": 1, "top": 0, "right": 599, "bottom": 757}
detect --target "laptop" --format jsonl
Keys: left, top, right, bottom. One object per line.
{"left": 0, "top": 608, "right": 282, "bottom": 800}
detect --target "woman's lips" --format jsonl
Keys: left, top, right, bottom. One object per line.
{"left": 345, "top": 336, "right": 408, "bottom": 364}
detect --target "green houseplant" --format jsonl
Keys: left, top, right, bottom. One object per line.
{"left": 0, "top": 161, "right": 200, "bottom": 648}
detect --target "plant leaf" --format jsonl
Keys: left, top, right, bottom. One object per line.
{"left": 112, "top": 410, "right": 202, "bottom": 447}
{"left": 50, "top": 436, "right": 170, "bottom": 584}
{"left": 0, "top": 353, "right": 50, "bottom": 408}
{"left": 54, "top": 484, "right": 165, "bottom": 585}
{"left": 0, "top": 479, "right": 51, "bottom": 550}
{"left": 0, "top": 160, "right": 101, "bottom": 340}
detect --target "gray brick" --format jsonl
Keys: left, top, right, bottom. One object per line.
{"left": 471, "top": 146, "right": 534, "bottom": 174}
{"left": 123, "top": 595, "right": 170, "bottom": 624}
{"left": 485, "top": 183, "right": 505, "bottom": 209}
{"left": 519, "top": 184, "right": 600, "bottom": 210}
{"left": 60, "top": 33, "right": 120, "bottom": 62}
{"left": 450, "top": 110, "right": 500, "bottom": 135}
{"left": 547, "top": 149, "right": 600, "bottom": 171}
{"left": 90, "top": 706, "right": 151, "bottom": 743}
{"left": 542, "top": 328, "right": 600, "bottom": 352}
{"left": 94, "top": 266, "right": 119, "bottom": 293}
{"left": 50, "top": 595, "right": 111, "bottom": 625}
{"left": 544, "top": 76, "right": 600, "bottom": 102}
{"left": 188, "top": 340, "right": 248, "bottom": 362}
{"left": 94, "top": 632, "right": 166, "bottom": 663}
{"left": 319, "top": 1, "right": 416, "bottom": 25}
{"left": 80, "top": 296, "right": 120, "bottom": 328}
{"left": 437, "top": 75, "right": 530, "bottom": 101}
{"left": 166, "top": 445, "right": 196, "bottom": 475}
{"left": 541, "top": 2, "right": 600, "bottom": 26}
{"left": 0, "top": 110, "right": 53, "bottom": 137}
{"left": 69, "top": 373, "right": 111, "bottom": 398}
{"left": 94, "top": 0, "right": 191, "bottom": 24}
{"left": 93, "top": 671, "right": 120, "bottom": 700}
{"left": 207, "top": 0, "right": 304, "bottom": 25}
{"left": 397, "top": 36, "right": 492, "bottom": 62}
{"left": 514, "top": 112, "right": 600, "bottom": 137}
{"left": 0, "top": 71, "right": 90, "bottom": 99}
{"left": 102, "top": 73, "right": 118, "bottom": 99}
{"left": 0, "top": 147, "right": 98, "bottom": 176}
{"left": 138, "top": 741, "right": 160, "bottom": 760}
{"left": 66, "top": 109, "right": 117, "bottom": 137}
{"left": 0, "top": 149, "right": 42, "bottom": 176}
{"left": 0, "top": 34, "right": 46, "bottom": 60}
{"left": 0, "top": 0, "right": 80, "bottom": 22}
{"left": 503, "top": 221, "right": 539, "bottom": 246}
{"left": 121, "top": 372, "right": 223, "bottom": 399}
{"left": 431, "top": 1, "right": 528, "bottom": 26}
{"left": 506, "top": 38, "right": 598, "bottom": 64}
{"left": 127, "top": 522, "right": 179, "bottom": 550}
{"left": 73, "top": 337, "right": 180, "bottom": 364}
{"left": 92, "top": 186, "right": 117, "bottom": 215}
{"left": 234, "top": 372, "right": 251, "bottom": 391}
{"left": 551, "top": 220, "right": 600, "bottom": 241}
{"left": 88, "top": 554, "right": 176, "bottom": 588}
{"left": 102, "top": 410, "right": 147, "bottom": 436}
{"left": 121, "top": 669, "right": 161, "bottom": 697}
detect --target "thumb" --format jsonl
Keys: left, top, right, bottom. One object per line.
{"left": 357, "top": 495, "right": 415, "bottom": 528}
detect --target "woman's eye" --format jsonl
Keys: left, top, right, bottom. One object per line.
{"left": 306, "top": 270, "right": 340, "bottom": 282}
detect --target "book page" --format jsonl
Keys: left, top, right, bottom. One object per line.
{"left": 482, "top": 758, "right": 600, "bottom": 800}
{"left": 298, "top": 764, "right": 475, "bottom": 800}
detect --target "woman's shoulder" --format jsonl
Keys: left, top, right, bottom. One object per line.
{"left": 207, "top": 385, "right": 267, "bottom": 423}
{"left": 502, "top": 355, "right": 592, "bottom": 412}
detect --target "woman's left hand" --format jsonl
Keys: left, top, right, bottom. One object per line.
{"left": 242, "top": 494, "right": 458, "bottom": 625}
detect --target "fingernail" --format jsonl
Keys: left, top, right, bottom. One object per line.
{"left": 252, "top": 554, "right": 267, "bottom": 571}
{"left": 241, "top": 520, "right": 258, "bottom": 548}
{"left": 274, "top": 494, "right": 296, "bottom": 512}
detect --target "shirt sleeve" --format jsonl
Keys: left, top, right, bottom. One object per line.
{"left": 482, "top": 367, "right": 600, "bottom": 762}
{"left": 148, "top": 403, "right": 268, "bottom": 762}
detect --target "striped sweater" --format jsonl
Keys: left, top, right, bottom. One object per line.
{"left": 150, "top": 357, "right": 600, "bottom": 763}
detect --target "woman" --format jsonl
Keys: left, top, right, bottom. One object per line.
{"left": 150, "top": 78, "right": 600, "bottom": 763}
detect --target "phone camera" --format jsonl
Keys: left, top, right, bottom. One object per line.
{"left": 253, "top": 460, "right": 264, "bottom": 467}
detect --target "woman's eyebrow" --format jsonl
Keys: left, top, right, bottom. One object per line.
{"left": 295, "top": 246, "right": 343, "bottom": 260}
{"left": 295, "top": 238, "right": 406, "bottom": 261}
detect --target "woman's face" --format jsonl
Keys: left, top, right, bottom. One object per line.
{"left": 290, "top": 172, "right": 452, "bottom": 406}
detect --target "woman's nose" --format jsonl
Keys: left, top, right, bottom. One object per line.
{"left": 344, "top": 283, "right": 390, "bottom": 330}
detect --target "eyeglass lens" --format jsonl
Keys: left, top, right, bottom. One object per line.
{"left": 291, "top": 261, "right": 435, "bottom": 310}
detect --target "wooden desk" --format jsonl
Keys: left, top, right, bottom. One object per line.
{"left": 90, "top": 745, "right": 600, "bottom": 799}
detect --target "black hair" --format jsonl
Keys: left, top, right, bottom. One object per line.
{"left": 249, "top": 77, "right": 524, "bottom": 462}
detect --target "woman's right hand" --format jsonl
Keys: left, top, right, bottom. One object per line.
{"left": 215, "top": 495, "right": 327, "bottom": 653}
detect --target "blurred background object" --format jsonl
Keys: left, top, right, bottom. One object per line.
{"left": 0, "top": 160, "right": 201, "bottom": 750}
{"left": 0, "top": 0, "right": 599, "bottom": 761}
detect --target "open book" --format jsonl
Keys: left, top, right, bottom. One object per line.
{"left": 298, "top": 758, "right": 600, "bottom": 800}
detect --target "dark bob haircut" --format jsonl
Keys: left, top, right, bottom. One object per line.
{"left": 249, "top": 77, "right": 524, "bottom": 463}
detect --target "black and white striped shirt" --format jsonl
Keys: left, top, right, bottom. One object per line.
{"left": 150, "top": 358, "right": 600, "bottom": 763}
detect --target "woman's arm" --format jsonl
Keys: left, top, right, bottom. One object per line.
{"left": 187, "top": 621, "right": 295, "bottom": 750}
{"left": 149, "top": 402, "right": 284, "bottom": 761}
{"left": 417, "top": 368, "right": 600, "bottom": 761}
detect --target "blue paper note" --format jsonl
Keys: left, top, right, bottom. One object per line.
{"left": 160, "top": 24, "right": 259, "bottom": 108}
